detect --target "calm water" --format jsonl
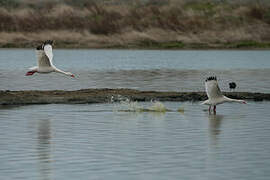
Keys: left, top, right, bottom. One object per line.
{"left": 1, "top": 49, "right": 270, "bottom": 179}
{"left": 1, "top": 49, "right": 270, "bottom": 92}
{"left": 0, "top": 102, "right": 270, "bottom": 180}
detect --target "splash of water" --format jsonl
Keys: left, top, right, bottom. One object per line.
{"left": 112, "top": 95, "right": 169, "bottom": 112}
{"left": 111, "top": 95, "right": 143, "bottom": 112}
{"left": 177, "top": 107, "right": 185, "bottom": 114}
{"left": 148, "top": 101, "right": 167, "bottom": 112}
{"left": 120, "top": 98, "right": 144, "bottom": 112}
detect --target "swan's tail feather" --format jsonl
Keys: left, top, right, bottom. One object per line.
{"left": 29, "top": 66, "right": 38, "bottom": 70}
{"left": 201, "top": 100, "right": 209, "bottom": 105}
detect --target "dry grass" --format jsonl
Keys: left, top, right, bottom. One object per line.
{"left": 0, "top": 1, "right": 270, "bottom": 48}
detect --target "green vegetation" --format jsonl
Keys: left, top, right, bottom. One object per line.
{"left": 138, "top": 40, "right": 185, "bottom": 49}
{"left": 225, "top": 41, "right": 270, "bottom": 49}
{"left": 0, "top": 0, "right": 270, "bottom": 49}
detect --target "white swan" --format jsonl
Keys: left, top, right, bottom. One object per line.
{"left": 26, "top": 40, "right": 75, "bottom": 77}
{"left": 202, "top": 76, "right": 246, "bottom": 113}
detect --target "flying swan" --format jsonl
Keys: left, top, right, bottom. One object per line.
{"left": 202, "top": 76, "right": 246, "bottom": 113}
{"left": 26, "top": 40, "right": 75, "bottom": 77}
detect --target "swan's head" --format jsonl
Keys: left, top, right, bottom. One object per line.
{"left": 66, "top": 72, "right": 75, "bottom": 78}
{"left": 239, "top": 100, "right": 247, "bottom": 104}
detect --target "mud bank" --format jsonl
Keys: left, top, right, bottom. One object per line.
{"left": 0, "top": 89, "right": 269, "bottom": 106}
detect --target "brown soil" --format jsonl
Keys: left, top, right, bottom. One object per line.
{"left": 0, "top": 89, "right": 269, "bottom": 106}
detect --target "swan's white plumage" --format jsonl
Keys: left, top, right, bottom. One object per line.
{"left": 205, "top": 79, "right": 223, "bottom": 100}
{"left": 43, "top": 44, "right": 53, "bottom": 64}
{"left": 36, "top": 49, "right": 52, "bottom": 68}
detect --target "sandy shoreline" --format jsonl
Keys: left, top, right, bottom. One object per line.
{"left": 0, "top": 89, "right": 269, "bottom": 106}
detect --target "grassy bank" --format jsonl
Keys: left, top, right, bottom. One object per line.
{"left": 0, "top": 0, "right": 270, "bottom": 49}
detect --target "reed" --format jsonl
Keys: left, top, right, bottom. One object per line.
{"left": 0, "top": 0, "right": 270, "bottom": 48}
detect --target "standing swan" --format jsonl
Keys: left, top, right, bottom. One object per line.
{"left": 202, "top": 76, "right": 246, "bottom": 113}
{"left": 26, "top": 40, "right": 75, "bottom": 77}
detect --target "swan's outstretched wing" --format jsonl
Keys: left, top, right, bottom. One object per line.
{"left": 36, "top": 46, "right": 51, "bottom": 68}
{"left": 43, "top": 44, "right": 53, "bottom": 64}
{"left": 205, "top": 76, "right": 223, "bottom": 99}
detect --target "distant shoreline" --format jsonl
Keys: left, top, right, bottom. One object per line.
{"left": 1, "top": 40, "right": 270, "bottom": 50}
{"left": 0, "top": 89, "right": 269, "bottom": 106}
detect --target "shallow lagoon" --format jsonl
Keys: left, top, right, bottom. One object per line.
{"left": 1, "top": 49, "right": 270, "bottom": 179}
{"left": 0, "top": 101, "right": 270, "bottom": 180}
{"left": 1, "top": 49, "right": 270, "bottom": 92}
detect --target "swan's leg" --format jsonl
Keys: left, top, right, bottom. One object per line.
{"left": 208, "top": 106, "right": 211, "bottom": 112}
{"left": 25, "top": 70, "right": 37, "bottom": 76}
{"left": 213, "top": 106, "right": 216, "bottom": 114}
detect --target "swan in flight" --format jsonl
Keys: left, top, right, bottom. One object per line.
{"left": 202, "top": 76, "right": 246, "bottom": 113}
{"left": 26, "top": 40, "right": 75, "bottom": 77}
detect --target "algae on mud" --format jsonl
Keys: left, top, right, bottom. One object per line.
{"left": 0, "top": 89, "right": 269, "bottom": 106}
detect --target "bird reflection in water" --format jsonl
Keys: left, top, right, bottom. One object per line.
{"left": 37, "top": 119, "right": 52, "bottom": 180}
{"left": 208, "top": 114, "right": 224, "bottom": 146}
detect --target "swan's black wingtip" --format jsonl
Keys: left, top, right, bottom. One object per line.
{"left": 36, "top": 45, "right": 43, "bottom": 50}
{"left": 229, "top": 82, "right": 237, "bottom": 89}
{"left": 43, "top": 40, "right": 54, "bottom": 45}
{"left": 205, "top": 76, "right": 217, "bottom": 82}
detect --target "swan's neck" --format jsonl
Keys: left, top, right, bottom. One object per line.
{"left": 54, "top": 67, "right": 74, "bottom": 77}
{"left": 223, "top": 96, "right": 245, "bottom": 103}
{"left": 54, "top": 67, "right": 69, "bottom": 76}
